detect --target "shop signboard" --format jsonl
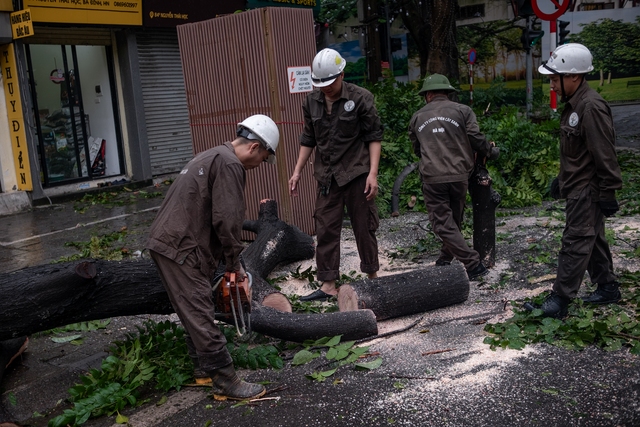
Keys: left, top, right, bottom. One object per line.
{"left": 1, "top": 44, "right": 33, "bottom": 191}
{"left": 10, "top": 9, "right": 34, "bottom": 39}
{"left": 143, "top": 0, "right": 246, "bottom": 27}
{"left": 23, "top": 0, "right": 143, "bottom": 26}
{"left": 246, "top": 0, "right": 321, "bottom": 18}
{"left": 0, "top": 0, "right": 13, "bottom": 11}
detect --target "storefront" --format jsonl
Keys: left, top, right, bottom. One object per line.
{"left": 24, "top": 28, "right": 123, "bottom": 187}
{"left": 2, "top": 0, "right": 144, "bottom": 200}
{"left": 1, "top": 0, "right": 319, "bottom": 215}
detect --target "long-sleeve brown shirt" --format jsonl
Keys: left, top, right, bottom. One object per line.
{"left": 299, "top": 81, "right": 384, "bottom": 187}
{"left": 559, "top": 79, "right": 622, "bottom": 201}
{"left": 409, "top": 96, "right": 492, "bottom": 184}
{"left": 147, "top": 142, "right": 246, "bottom": 277}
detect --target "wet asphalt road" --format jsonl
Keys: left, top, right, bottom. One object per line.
{"left": 612, "top": 103, "right": 640, "bottom": 150}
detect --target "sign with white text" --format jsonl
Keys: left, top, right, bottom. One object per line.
{"left": 287, "top": 66, "right": 313, "bottom": 94}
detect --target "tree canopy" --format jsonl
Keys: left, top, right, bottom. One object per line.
{"left": 571, "top": 17, "right": 640, "bottom": 78}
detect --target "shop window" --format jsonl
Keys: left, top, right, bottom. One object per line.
{"left": 26, "top": 44, "right": 120, "bottom": 186}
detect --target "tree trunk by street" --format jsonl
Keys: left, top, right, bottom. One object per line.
{"left": 396, "top": 0, "right": 460, "bottom": 79}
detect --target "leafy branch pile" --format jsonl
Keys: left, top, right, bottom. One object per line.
{"left": 55, "top": 229, "right": 131, "bottom": 262}
{"left": 291, "top": 335, "right": 382, "bottom": 382}
{"left": 483, "top": 271, "right": 640, "bottom": 354}
{"left": 73, "top": 188, "right": 163, "bottom": 213}
{"left": 48, "top": 320, "right": 283, "bottom": 427}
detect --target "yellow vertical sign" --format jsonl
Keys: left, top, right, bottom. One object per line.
{"left": 1, "top": 44, "right": 33, "bottom": 191}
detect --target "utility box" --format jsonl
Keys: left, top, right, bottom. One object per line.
{"left": 177, "top": 7, "right": 317, "bottom": 239}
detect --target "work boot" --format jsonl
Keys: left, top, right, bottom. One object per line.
{"left": 210, "top": 363, "right": 266, "bottom": 401}
{"left": 467, "top": 263, "right": 488, "bottom": 281}
{"left": 191, "top": 368, "right": 212, "bottom": 386}
{"left": 582, "top": 282, "right": 621, "bottom": 305}
{"left": 523, "top": 292, "right": 570, "bottom": 319}
{"left": 435, "top": 258, "right": 451, "bottom": 266}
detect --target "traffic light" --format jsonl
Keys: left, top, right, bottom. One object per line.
{"left": 511, "top": 0, "right": 534, "bottom": 17}
{"left": 521, "top": 27, "right": 544, "bottom": 50}
{"left": 558, "top": 20, "right": 570, "bottom": 44}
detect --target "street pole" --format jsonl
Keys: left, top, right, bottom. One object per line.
{"left": 385, "top": 4, "right": 393, "bottom": 76}
{"left": 549, "top": 20, "right": 557, "bottom": 111}
{"left": 525, "top": 16, "right": 533, "bottom": 118}
{"left": 469, "top": 64, "right": 474, "bottom": 106}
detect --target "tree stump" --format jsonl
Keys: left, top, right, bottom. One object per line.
{"left": 469, "top": 163, "right": 501, "bottom": 267}
{"left": 337, "top": 265, "right": 470, "bottom": 320}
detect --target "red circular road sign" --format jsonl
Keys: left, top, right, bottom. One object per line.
{"left": 468, "top": 48, "right": 477, "bottom": 64}
{"left": 532, "top": 0, "right": 571, "bottom": 21}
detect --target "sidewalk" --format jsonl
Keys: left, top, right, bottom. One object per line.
{"left": 1, "top": 181, "right": 640, "bottom": 427}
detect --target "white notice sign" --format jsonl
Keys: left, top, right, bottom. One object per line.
{"left": 287, "top": 66, "right": 313, "bottom": 94}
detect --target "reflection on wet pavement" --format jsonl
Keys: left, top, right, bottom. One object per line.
{"left": 0, "top": 190, "right": 167, "bottom": 274}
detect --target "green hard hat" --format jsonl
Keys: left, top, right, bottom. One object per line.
{"left": 418, "top": 73, "right": 458, "bottom": 96}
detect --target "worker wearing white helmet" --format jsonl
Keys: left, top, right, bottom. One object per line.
{"left": 524, "top": 43, "right": 622, "bottom": 318}
{"left": 147, "top": 114, "right": 279, "bottom": 400}
{"left": 289, "top": 48, "right": 384, "bottom": 301}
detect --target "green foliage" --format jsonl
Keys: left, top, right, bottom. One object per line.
{"left": 483, "top": 271, "right": 640, "bottom": 354}
{"left": 73, "top": 189, "right": 163, "bottom": 213}
{"left": 617, "top": 151, "right": 640, "bottom": 216}
{"left": 54, "top": 229, "right": 131, "bottom": 262}
{"left": 49, "top": 320, "right": 282, "bottom": 426}
{"left": 220, "top": 325, "right": 284, "bottom": 370}
{"left": 368, "top": 78, "right": 563, "bottom": 214}
{"left": 318, "top": 0, "right": 357, "bottom": 30}
{"left": 291, "top": 335, "right": 380, "bottom": 382}
{"left": 572, "top": 17, "right": 640, "bottom": 77}
{"left": 480, "top": 107, "right": 560, "bottom": 207}
{"left": 368, "top": 77, "right": 425, "bottom": 216}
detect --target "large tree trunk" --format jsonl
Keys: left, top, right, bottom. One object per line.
{"left": 398, "top": 0, "right": 459, "bottom": 78}
{"left": 425, "top": 0, "right": 459, "bottom": 79}
{"left": 337, "top": 265, "right": 469, "bottom": 320}
{"left": 0, "top": 200, "right": 378, "bottom": 344}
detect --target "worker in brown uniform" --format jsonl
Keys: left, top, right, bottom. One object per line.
{"left": 524, "top": 43, "right": 622, "bottom": 318}
{"left": 289, "top": 48, "right": 384, "bottom": 301}
{"left": 408, "top": 74, "right": 499, "bottom": 281}
{"left": 147, "top": 114, "right": 279, "bottom": 400}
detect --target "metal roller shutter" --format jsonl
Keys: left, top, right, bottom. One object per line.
{"left": 25, "top": 27, "right": 113, "bottom": 45}
{"left": 136, "top": 29, "right": 193, "bottom": 175}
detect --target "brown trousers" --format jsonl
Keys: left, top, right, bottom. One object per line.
{"left": 421, "top": 181, "right": 481, "bottom": 271}
{"left": 150, "top": 250, "right": 232, "bottom": 372}
{"left": 315, "top": 174, "right": 379, "bottom": 282}
{"left": 553, "top": 187, "right": 617, "bottom": 298}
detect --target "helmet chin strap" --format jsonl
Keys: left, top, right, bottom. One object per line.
{"left": 543, "top": 64, "right": 568, "bottom": 103}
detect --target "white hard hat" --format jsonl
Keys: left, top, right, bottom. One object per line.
{"left": 237, "top": 114, "right": 279, "bottom": 164}
{"left": 311, "top": 48, "right": 346, "bottom": 87}
{"left": 539, "top": 43, "right": 594, "bottom": 75}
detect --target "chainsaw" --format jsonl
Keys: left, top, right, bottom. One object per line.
{"left": 212, "top": 271, "right": 252, "bottom": 335}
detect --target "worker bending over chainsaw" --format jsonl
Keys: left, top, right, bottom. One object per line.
{"left": 289, "top": 48, "right": 384, "bottom": 302}
{"left": 147, "top": 114, "right": 279, "bottom": 401}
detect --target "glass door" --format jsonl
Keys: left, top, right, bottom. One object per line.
{"left": 26, "top": 43, "right": 120, "bottom": 187}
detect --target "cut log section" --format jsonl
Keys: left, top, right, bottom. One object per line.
{"left": 250, "top": 305, "right": 378, "bottom": 342}
{"left": 337, "top": 265, "right": 470, "bottom": 321}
